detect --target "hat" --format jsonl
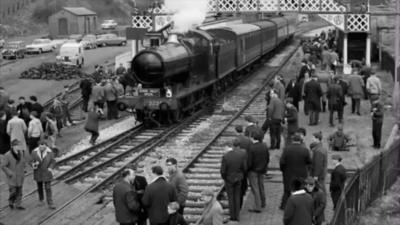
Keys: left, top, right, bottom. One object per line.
{"left": 244, "top": 115, "right": 256, "bottom": 123}
{"left": 332, "top": 154, "right": 342, "bottom": 161}
{"left": 312, "top": 131, "right": 323, "bottom": 140}
{"left": 302, "top": 59, "right": 308, "bottom": 63}
{"left": 11, "top": 139, "right": 19, "bottom": 146}
{"left": 304, "top": 176, "right": 315, "bottom": 185}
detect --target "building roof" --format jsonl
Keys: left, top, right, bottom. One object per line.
{"left": 63, "top": 7, "right": 96, "bottom": 16}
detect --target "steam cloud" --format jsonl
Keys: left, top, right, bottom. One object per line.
{"left": 164, "top": 0, "right": 209, "bottom": 33}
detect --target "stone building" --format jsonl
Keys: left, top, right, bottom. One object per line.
{"left": 48, "top": 7, "right": 97, "bottom": 37}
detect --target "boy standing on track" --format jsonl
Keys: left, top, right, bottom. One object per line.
{"left": 31, "top": 140, "right": 56, "bottom": 209}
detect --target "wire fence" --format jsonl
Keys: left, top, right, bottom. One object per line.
{"left": 330, "top": 138, "right": 400, "bottom": 225}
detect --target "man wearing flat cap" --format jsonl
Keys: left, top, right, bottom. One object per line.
{"left": 220, "top": 138, "right": 247, "bottom": 221}
{"left": 330, "top": 154, "right": 346, "bottom": 209}
{"left": 280, "top": 133, "right": 311, "bottom": 210}
{"left": 2, "top": 139, "right": 27, "bottom": 210}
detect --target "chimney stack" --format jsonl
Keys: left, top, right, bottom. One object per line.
{"left": 167, "top": 32, "right": 180, "bottom": 44}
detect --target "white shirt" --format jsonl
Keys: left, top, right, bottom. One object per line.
{"left": 366, "top": 75, "right": 382, "bottom": 95}
{"left": 28, "top": 117, "right": 43, "bottom": 138}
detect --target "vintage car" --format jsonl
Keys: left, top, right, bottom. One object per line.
{"left": 96, "top": 33, "right": 126, "bottom": 47}
{"left": 1, "top": 41, "right": 26, "bottom": 59}
{"left": 26, "top": 38, "right": 55, "bottom": 54}
{"left": 81, "top": 34, "right": 97, "bottom": 49}
{"left": 101, "top": 19, "right": 118, "bottom": 30}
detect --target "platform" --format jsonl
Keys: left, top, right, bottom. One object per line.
{"left": 237, "top": 177, "right": 334, "bottom": 225}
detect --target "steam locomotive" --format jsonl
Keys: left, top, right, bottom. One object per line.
{"left": 117, "top": 16, "right": 297, "bottom": 125}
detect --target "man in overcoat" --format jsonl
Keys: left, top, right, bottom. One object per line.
{"left": 348, "top": 70, "right": 365, "bottom": 115}
{"left": 310, "top": 131, "right": 327, "bottom": 192}
{"left": 31, "top": 140, "right": 56, "bottom": 209}
{"left": 220, "top": 138, "right": 247, "bottom": 221}
{"left": 2, "top": 139, "right": 26, "bottom": 209}
{"left": 234, "top": 125, "right": 251, "bottom": 208}
{"left": 283, "top": 178, "right": 313, "bottom": 225}
{"left": 166, "top": 158, "right": 188, "bottom": 214}
{"left": 330, "top": 155, "right": 346, "bottom": 209}
{"left": 113, "top": 168, "right": 140, "bottom": 225}
{"left": 284, "top": 98, "right": 298, "bottom": 146}
{"left": 303, "top": 73, "right": 322, "bottom": 125}
{"left": 6, "top": 110, "right": 27, "bottom": 153}
{"left": 280, "top": 134, "right": 311, "bottom": 209}
{"left": 142, "top": 166, "right": 177, "bottom": 225}
{"left": 327, "top": 77, "right": 344, "bottom": 127}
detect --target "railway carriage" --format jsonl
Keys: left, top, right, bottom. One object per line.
{"left": 117, "top": 15, "right": 297, "bottom": 126}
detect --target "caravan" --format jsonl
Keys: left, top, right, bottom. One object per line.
{"left": 56, "top": 42, "right": 85, "bottom": 68}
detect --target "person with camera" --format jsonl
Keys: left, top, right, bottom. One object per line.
{"left": 30, "top": 139, "right": 56, "bottom": 209}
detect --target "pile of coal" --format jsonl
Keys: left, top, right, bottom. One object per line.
{"left": 20, "top": 63, "right": 89, "bottom": 80}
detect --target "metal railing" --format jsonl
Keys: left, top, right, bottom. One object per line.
{"left": 330, "top": 138, "right": 400, "bottom": 225}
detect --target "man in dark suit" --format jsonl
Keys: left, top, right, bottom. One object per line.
{"left": 303, "top": 74, "right": 322, "bottom": 125}
{"left": 142, "top": 166, "right": 177, "bottom": 225}
{"left": 247, "top": 131, "right": 270, "bottom": 213}
{"left": 113, "top": 168, "right": 140, "bottom": 225}
{"left": 330, "top": 155, "right": 347, "bottom": 209}
{"left": 280, "top": 134, "right": 312, "bottom": 210}
{"left": 327, "top": 77, "right": 344, "bottom": 127}
{"left": 220, "top": 138, "right": 247, "bottom": 221}
{"left": 283, "top": 178, "right": 313, "bottom": 225}
{"left": 131, "top": 166, "right": 148, "bottom": 225}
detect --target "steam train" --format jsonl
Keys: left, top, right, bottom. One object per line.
{"left": 117, "top": 15, "right": 297, "bottom": 125}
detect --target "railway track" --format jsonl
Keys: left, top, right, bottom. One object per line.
{"left": 35, "top": 38, "right": 301, "bottom": 225}
{"left": 182, "top": 42, "right": 301, "bottom": 224}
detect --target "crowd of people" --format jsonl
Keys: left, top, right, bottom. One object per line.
{"left": 110, "top": 29, "right": 387, "bottom": 225}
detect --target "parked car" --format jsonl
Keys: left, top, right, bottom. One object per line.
{"left": 81, "top": 34, "right": 97, "bottom": 49}
{"left": 56, "top": 42, "right": 85, "bottom": 68}
{"left": 0, "top": 39, "right": 5, "bottom": 49}
{"left": 101, "top": 19, "right": 118, "bottom": 30}
{"left": 26, "top": 38, "right": 55, "bottom": 54}
{"left": 96, "top": 33, "right": 127, "bottom": 47}
{"left": 1, "top": 41, "right": 26, "bottom": 59}
{"left": 69, "top": 34, "right": 83, "bottom": 42}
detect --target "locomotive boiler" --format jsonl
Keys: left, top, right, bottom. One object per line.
{"left": 117, "top": 15, "right": 297, "bottom": 126}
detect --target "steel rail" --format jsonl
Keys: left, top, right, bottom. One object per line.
{"left": 191, "top": 39, "right": 301, "bottom": 225}
{"left": 37, "top": 110, "right": 205, "bottom": 225}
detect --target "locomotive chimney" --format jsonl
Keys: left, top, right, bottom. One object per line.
{"left": 167, "top": 31, "right": 180, "bottom": 44}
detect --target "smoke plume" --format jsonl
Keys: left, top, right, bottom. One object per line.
{"left": 164, "top": 0, "right": 209, "bottom": 33}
